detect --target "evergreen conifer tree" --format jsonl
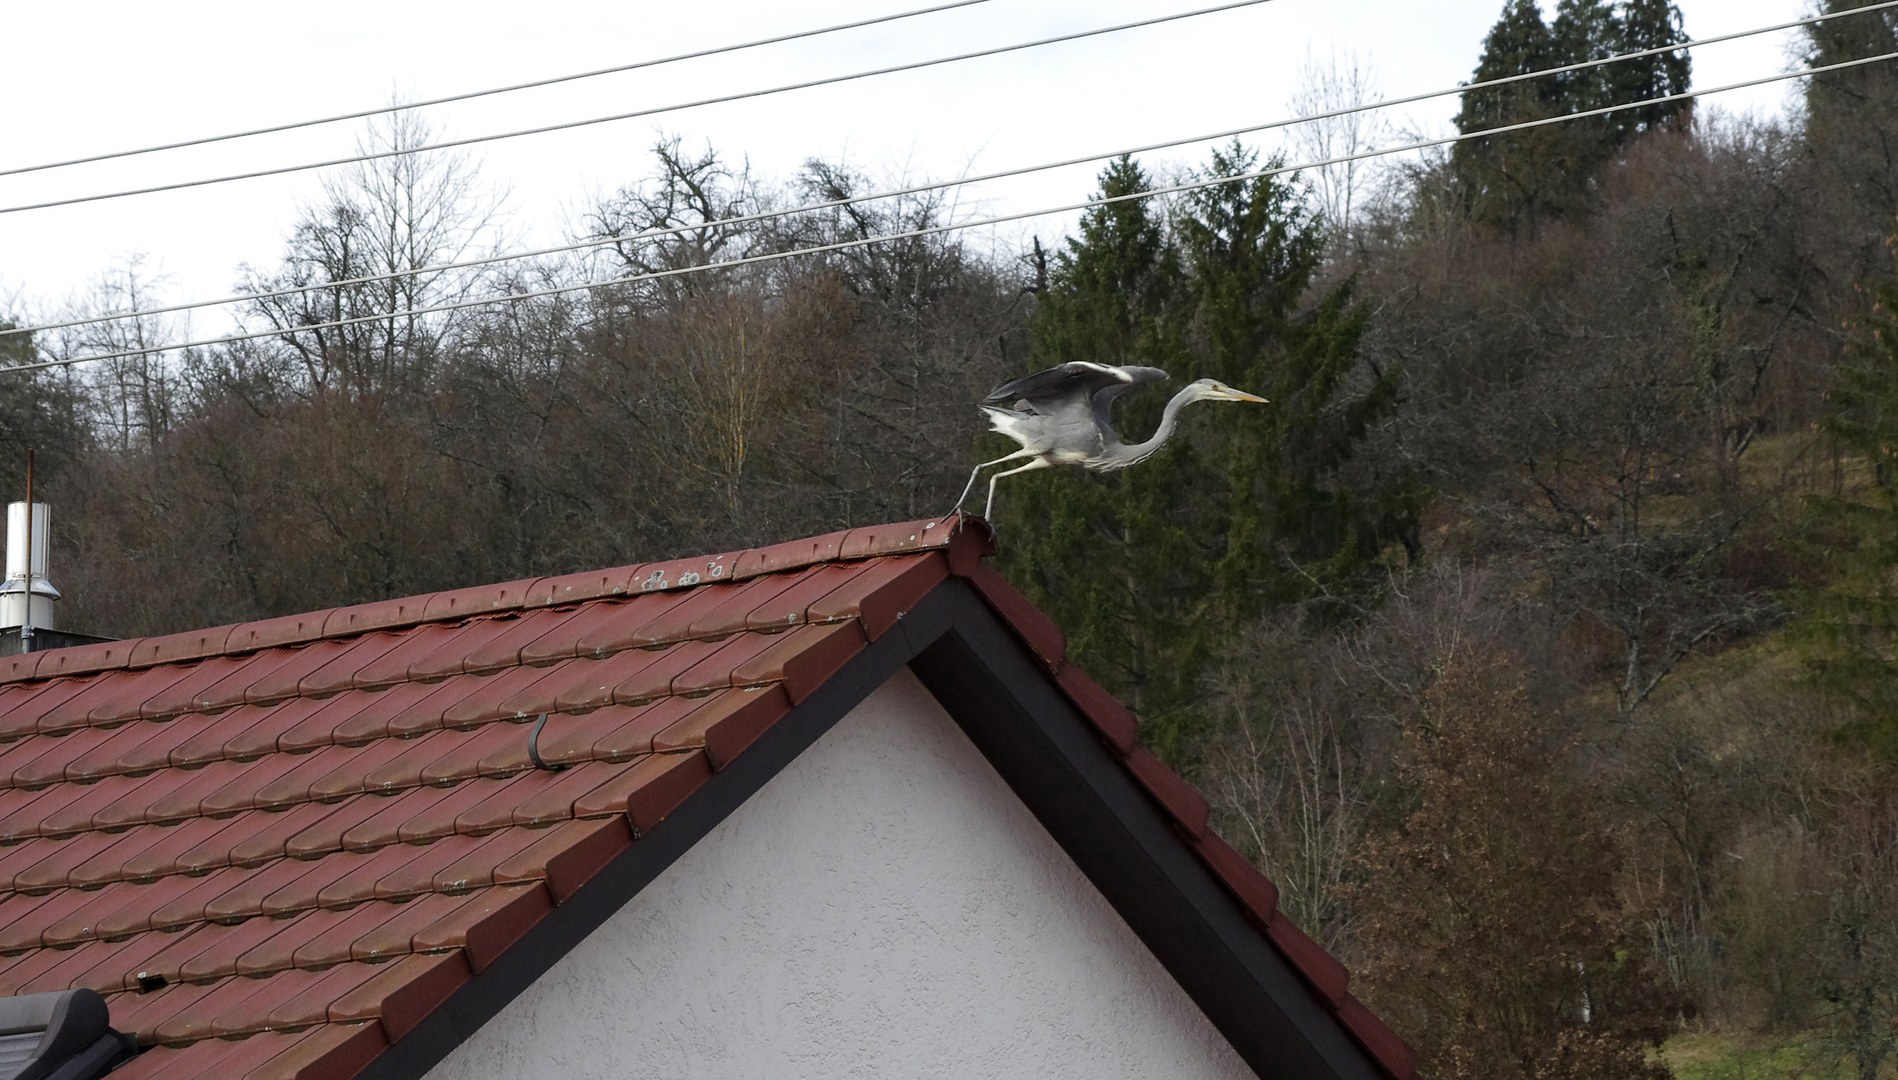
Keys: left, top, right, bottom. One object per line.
{"left": 1611, "top": 0, "right": 1692, "bottom": 139}
{"left": 1552, "top": 0, "right": 1620, "bottom": 110}
{"left": 1452, "top": 0, "right": 1563, "bottom": 232}
{"left": 0, "top": 322, "right": 82, "bottom": 513}
{"left": 994, "top": 151, "right": 1421, "bottom": 758}
{"left": 1797, "top": 2, "right": 1898, "bottom": 292}
{"left": 1453, "top": 0, "right": 1689, "bottom": 233}
{"left": 1805, "top": 0, "right": 1898, "bottom": 129}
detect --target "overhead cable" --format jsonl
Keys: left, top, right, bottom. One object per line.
{"left": 6, "top": 2, "right": 1888, "bottom": 343}
{"left": 0, "top": 0, "right": 1275, "bottom": 217}
{"left": 0, "top": 1, "right": 994, "bottom": 180}
{"left": 12, "top": 48, "right": 1890, "bottom": 377}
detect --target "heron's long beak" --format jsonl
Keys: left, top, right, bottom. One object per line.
{"left": 1222, "top": 389, "right": 1268, "bottom": 403}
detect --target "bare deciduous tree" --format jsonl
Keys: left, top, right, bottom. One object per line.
{"left": 1287, "top": 46, "right": 1391, "bottom": 245}
{"left": 55, "top": 254, "right": 182, "bottom": 451}
{"left": 238, "top": 107, "right": 503, "bottom": 396}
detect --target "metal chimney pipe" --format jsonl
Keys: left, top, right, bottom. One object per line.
{"left": 19, "top": 450, "right": 31, "bottom": 642}
{"left": 2, "top": 501, "right": 59, "bottom": 633}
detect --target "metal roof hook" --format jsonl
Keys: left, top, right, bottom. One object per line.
{"left": 528, "top": 713, "right": 565, "bottom": 771}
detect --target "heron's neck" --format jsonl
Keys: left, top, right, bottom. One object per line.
{"left": 1115, "top": 386, "right": 1199, "bottom": 464}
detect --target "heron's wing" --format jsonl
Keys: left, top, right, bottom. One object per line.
{"left": 1089, "top": 366, "right": 1169, "bottom": 440}
{"left": 982, "top": 362, "right": 1166, "bottom": 408}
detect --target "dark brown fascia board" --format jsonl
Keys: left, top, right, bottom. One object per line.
{"left": 353, "top": 579, "right": 1384, "bottom": 1080}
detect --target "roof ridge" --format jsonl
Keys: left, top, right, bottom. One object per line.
{"left": 0, "top": 519, "right": 990, "bottom": 688}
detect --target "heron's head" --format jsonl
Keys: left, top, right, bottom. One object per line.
{"left": 1188, "top": 378, "right": 1268, "bottom": 404}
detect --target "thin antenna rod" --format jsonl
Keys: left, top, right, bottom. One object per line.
{"left": 20, "top": 448, "right": 33, "bottom": 645}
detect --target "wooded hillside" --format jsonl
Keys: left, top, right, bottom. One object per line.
{"left": 8, "top": 2, "right": 1898, "bottom": 1076}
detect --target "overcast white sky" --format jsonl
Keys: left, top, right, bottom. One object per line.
{"left": 0, "top": 0, "right": 1817, "bottom": 330}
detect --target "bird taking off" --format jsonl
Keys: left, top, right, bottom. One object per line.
{"left": 954, "top": 361, "right": 1268, "bottom": 519}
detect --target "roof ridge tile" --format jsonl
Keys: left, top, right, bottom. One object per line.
{"left": 128, "top": 626, "right": 240, "bottom": 670}
{"left": 420, "top": 578, "right": 547, "bottom": 624}
{"left": 837, "top": 519, "right": 960, "bottom": 560}
{"left": 320, "top": 593, "right": 440, "bottom": 641}
{"left": 32, "top": 640, "right": 146, "bottom": 684}
{"left": 0, "top": 518, "right": 985, "bottom": 688}
{"left": 524, "top": 565, "right": 648, "bottom": 609}
{"left": 227, "top": 613, "right": 331, "bottom": 656}
{"left": 728, "top": 530, "right": 850, "bottom": 579}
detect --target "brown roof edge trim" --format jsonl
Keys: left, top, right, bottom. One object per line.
{"left": 1053, "top": 661, "right": 1138, "bottom": 755}
{"left": 1193, "top": 832, "right": 1282, "bottom": 926}
{"left": 1266, "top": 913, "right": 1353, "bottom": 1009}
{"left": 1124, "top": 746, "right": 1212, "bottom": 840}
{"left": 1337, "top": 996, "right": 1419, "bottom": 1080}
{"left": 0, "top": 518, "right": 997, "bottom": 688}
{"left": 958, "top": 562, "right": 1064, "bottom": 670}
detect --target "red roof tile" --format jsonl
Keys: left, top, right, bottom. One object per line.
{"left": 0, "top": 517, "right": 1411, "bottom": 1080}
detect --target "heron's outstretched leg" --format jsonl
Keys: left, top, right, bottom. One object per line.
{"left": 985, "top": 457, "right": 1053, "bottom": 519}
{"left": 955, "top": 449, "right": 1036, "bottom": 513}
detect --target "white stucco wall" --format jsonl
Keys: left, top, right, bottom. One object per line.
{"left": 422, "top": 667, "right": 1255, "bottom": 1080}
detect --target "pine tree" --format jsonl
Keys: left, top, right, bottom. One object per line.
{"left": 1611, "top": 0, "right": 1692, "bottom": 140}
{"left": 1805, "top": 0, "right": 1898, "bottom": 130}
{"left": 1452, "top": 0, "right": 1564, "bottom": 232}
{"left": 994, "top": 151, "right": 1421, "bottom": 758}
{"left": 1454, "top": 0, "right": 1690, "bottom": 233}
{"left": 0, "top": 322, "right": 83, "bottom": 516}
{"left": 1802, "top": 0, "right": 1898, "bottom": 283}
{"left": 996, "top": 158, "right": 1197, "bottom": 744}
{"left": 1553, "top": 0, "right": 1621, "bottom": 109}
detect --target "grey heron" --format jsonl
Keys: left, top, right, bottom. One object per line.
{"left": 954, "top": 361, "right": 1268, "bottom": 518}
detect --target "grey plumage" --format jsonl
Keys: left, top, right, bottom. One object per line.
{"left": 954, "top": 361, "right": 1267, "bottom": 518}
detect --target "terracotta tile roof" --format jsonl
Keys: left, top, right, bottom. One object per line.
{"left": 0, "top": 519, "right": 1413, "bottom": 1080}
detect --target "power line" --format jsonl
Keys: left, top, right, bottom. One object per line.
{"left": 7, "top": 2, "right": 1887, "bottom": 344}
{"left": 0, "top": 0, "right": 1275, "bottom": 217}
{"left": 0, "top": 0, "right": 995, "bottom": 180}
{"left": 11, "top": 48, "right": 1888, "bottom": 378}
